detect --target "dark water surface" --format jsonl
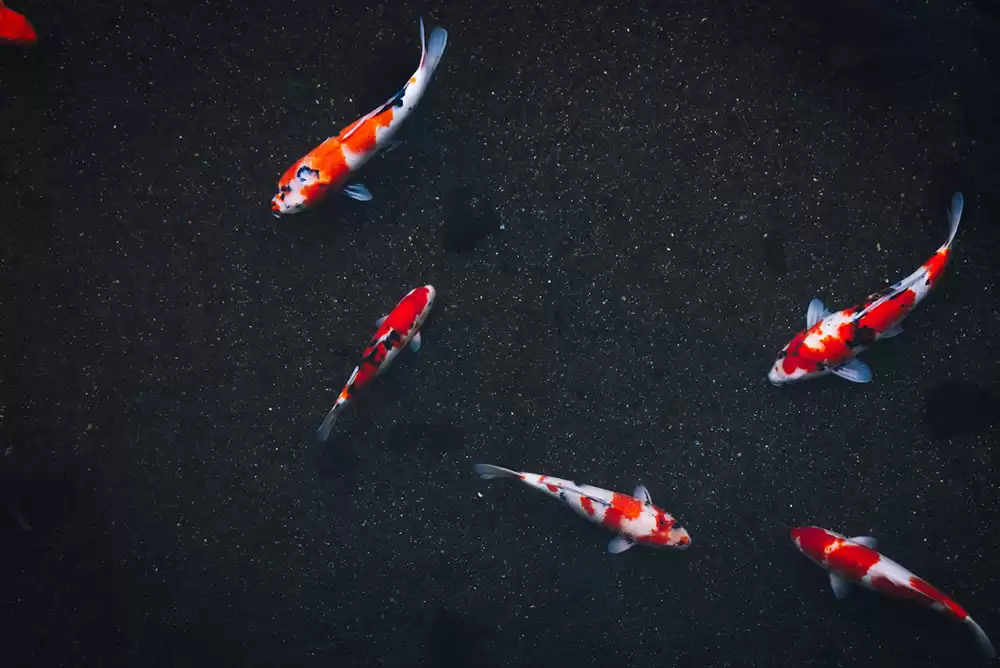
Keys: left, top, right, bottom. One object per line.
{"left": 2, "top": 0, "right": 998, "bottom": 666}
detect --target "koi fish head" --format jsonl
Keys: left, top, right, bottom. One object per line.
{"left": 646, "top": 508, "right": 692, "bottom": 549}
{"left": 414, "top": 284, "right": 436, "bottom": 323}
{"left": 791, "top": 526, "right": 840, "bottom": 564}
{"left": 767, "top": 328, "right": 831, "bottom": 385}
{"left": 271, "top": 163, "right": 330, "bottom": 216}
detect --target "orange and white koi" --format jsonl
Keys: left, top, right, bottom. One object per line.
{"left": 792, "top": 526, "right": 995, "bottom": 658}
{"left": 474, "top": 464, "right": 691, "bottom": 554}
{"left": 271, "top": 18, "right": 448, "bottom": 215}
{"left": 316, "top": 285, "right": 435, "bottom": 442}
{"left": 0, "top": 1, "right": 36, "bottom": 46}
{"left": 769, "top": 192, "right": 964, "bottom": 385}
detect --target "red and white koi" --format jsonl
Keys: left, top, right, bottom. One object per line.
{"left": 0, "top": 1, "right": 36, "bottom": 46}
{"left": 316, "top": 285, "right": 436, "bottom": 442}
{"left": 271, "top": 18, "right": 448, "bottom": 215}
{"left": 474, "top": 464, "right": 691, "bottom": 554}
{"left": 792, "top": 526, "right": 995, "bottom": 658}
{"left": 769, "top": 192, "right": 964, "bottom": 385}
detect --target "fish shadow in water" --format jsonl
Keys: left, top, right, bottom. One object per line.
{"left": 923, "top": 381, "right": 1000, "bottom": 440}
{"left": 441, "top": 187, "right": 503, "bottom": 254}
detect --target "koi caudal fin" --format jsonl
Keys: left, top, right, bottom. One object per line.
{"left": 473, "top": 463, "right": 519, "bottom": 480}
{"left": 943, "top": 192, "right": 963, "bottom": 249}
{"left": 419, "top": 18, "right": 448, "bottom": 75}
{"left": 966, "top": 617, "right": 996, "bottom": 659}
{"left": 316, "top": 400, "right": 346, "bottom": 443}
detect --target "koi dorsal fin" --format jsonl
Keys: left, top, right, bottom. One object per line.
{"left": 848, "top": 535, "right": 877, "bottom": 549}
{"left": 633, "top": 484, "right": 652, "bottom": 506}
{"left": 806, "top": 298, "right": 829, "bottom": 327}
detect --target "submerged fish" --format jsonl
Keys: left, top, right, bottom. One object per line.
{"left": 792, "top": 526, "right": 995, "bottom": 658}
{"left": 768, "top": 192, "right": 963, "bottom": 385}
{"left": 0, "top": 2, "right": 36, "bottom": 46}
{"left": 316, "top": 285, "right": 435, "bottom": 442}
{"left": 474, "top": 463, "right": 691, "bottom": 554}
{"left": 271, "top": 18, "right": 448, "bottom": 215}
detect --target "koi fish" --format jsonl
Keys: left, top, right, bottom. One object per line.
{"left": 768, "top": 192, "right": 964, "bottom": 385}
{"left": 316, "top": 285, "right": 435, "bottom": 442}
{"left": 0, "top": 1, "right": 37, "bottom": 46}
{"left": 792, "top": 526, "right": 995, "bottom": 658}
{"left": 473, "top": 463, "right": 691, "bottom": 554}
{"left": 271, "top": 18, "right": 448, "bottom": 215}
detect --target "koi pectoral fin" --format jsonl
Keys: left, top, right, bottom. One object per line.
{"left": 829, "top": 573, "right": 852, "bottom": 600}
{"left": 409, "top": 332, "right": 421, "bottom": 352}
{"left": 882, "top": 324, "right": 903, "bottom": 339}
{"left": 608, "top": 536, "right": 636, "bottom": 554}
{"left": 343, "top": 183, "right": 373, "bottom": 202}
{"left": 831, "top": 358, "right": 872, "bottom": 384}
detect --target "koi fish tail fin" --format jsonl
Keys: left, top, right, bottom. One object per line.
{"left": 473, "top": 463, "right": 520, "bottom": 480}
{"left": 943, "top": 191, "right": 963, "bottom": 249}
{"left": 316, "top": 399, "right": 346, "bottom": 443}
{"left": 418, "top": 18, "right": 448, "bottom": 76}
{"left": 966, "top": 617, "right": 996, "bottom": 659}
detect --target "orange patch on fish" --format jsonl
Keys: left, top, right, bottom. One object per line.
{"left": 340, "top": 109, "right": 395, "bottom": 155}
{"left": 579, "top": 496, "right": 596, "bottom": 516}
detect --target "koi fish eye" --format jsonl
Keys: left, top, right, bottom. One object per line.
{"left": 280, "top": 185, "right": 292, "bottom": 194}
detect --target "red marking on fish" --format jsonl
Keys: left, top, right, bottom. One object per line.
{"left": 826, "top": 542, "right": 882, "bottom": 581}
{"left": 579, "top": 496, "right": 596, "bottom": 516}
{"left": 0, "top": 3, "right": 36, "bottom": 45}
{"left": 602, "top": 492, "right": 643, "bottom": 531}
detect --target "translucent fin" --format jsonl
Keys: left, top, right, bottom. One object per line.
{"left": 375, "top": 314, "right": 387, "bottom": 327}
{"left": 633, "top": 484, "right": 652, "bottom": 505}
{"left": 473, "top": 463, "right": 520, "bottom": 480}
{"left": 343, "top": 183, "right": 373, "bottom": 202}
{"left": 608, "top": 535, "right": 636, "bottom": 554}
{"left": 316, "top": 401, "right": 344, "bottom": 443}
{"left": 420, "top": 19, "right": 449, "bottom": 75}
{"left": 807, "top": 298, "right": 829, "bottom": 327}
{"left": 409, "top": 332, "right": 421, "bottom": 352}
{"left": 966, "top": 617, "right": 996, "bottom": 659}
{"left": 831, "top": 358, "right": 872, "bottom": 384}
{"left": 944, "top": 192, "right": 963, "bottom": 248}
{"left": 848, "top": 536, "right": 877, "bottom": 549}
{"left": 882, "top": 324, "right": 903, "bottom": 339}
{"left": 829, "top": 573, "right": 852, "bottom": 600}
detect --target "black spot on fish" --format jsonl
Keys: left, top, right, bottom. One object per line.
{"left": 559, "top": 492, "right": 568, "bottom": 501}
{"left": 777, "top": 350, "right": 787, "bottom": 360}
{"left": 296, "top": 165, "right": 320, "bottom": 183}
{"left": 377, "top": 85, "right": 408, "bottom": 114}
{"left": 387, "top": 330, "right": 402, "bottom": 344}
{"left": 382, "top": 339, "right": 394, "bottom": 351}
